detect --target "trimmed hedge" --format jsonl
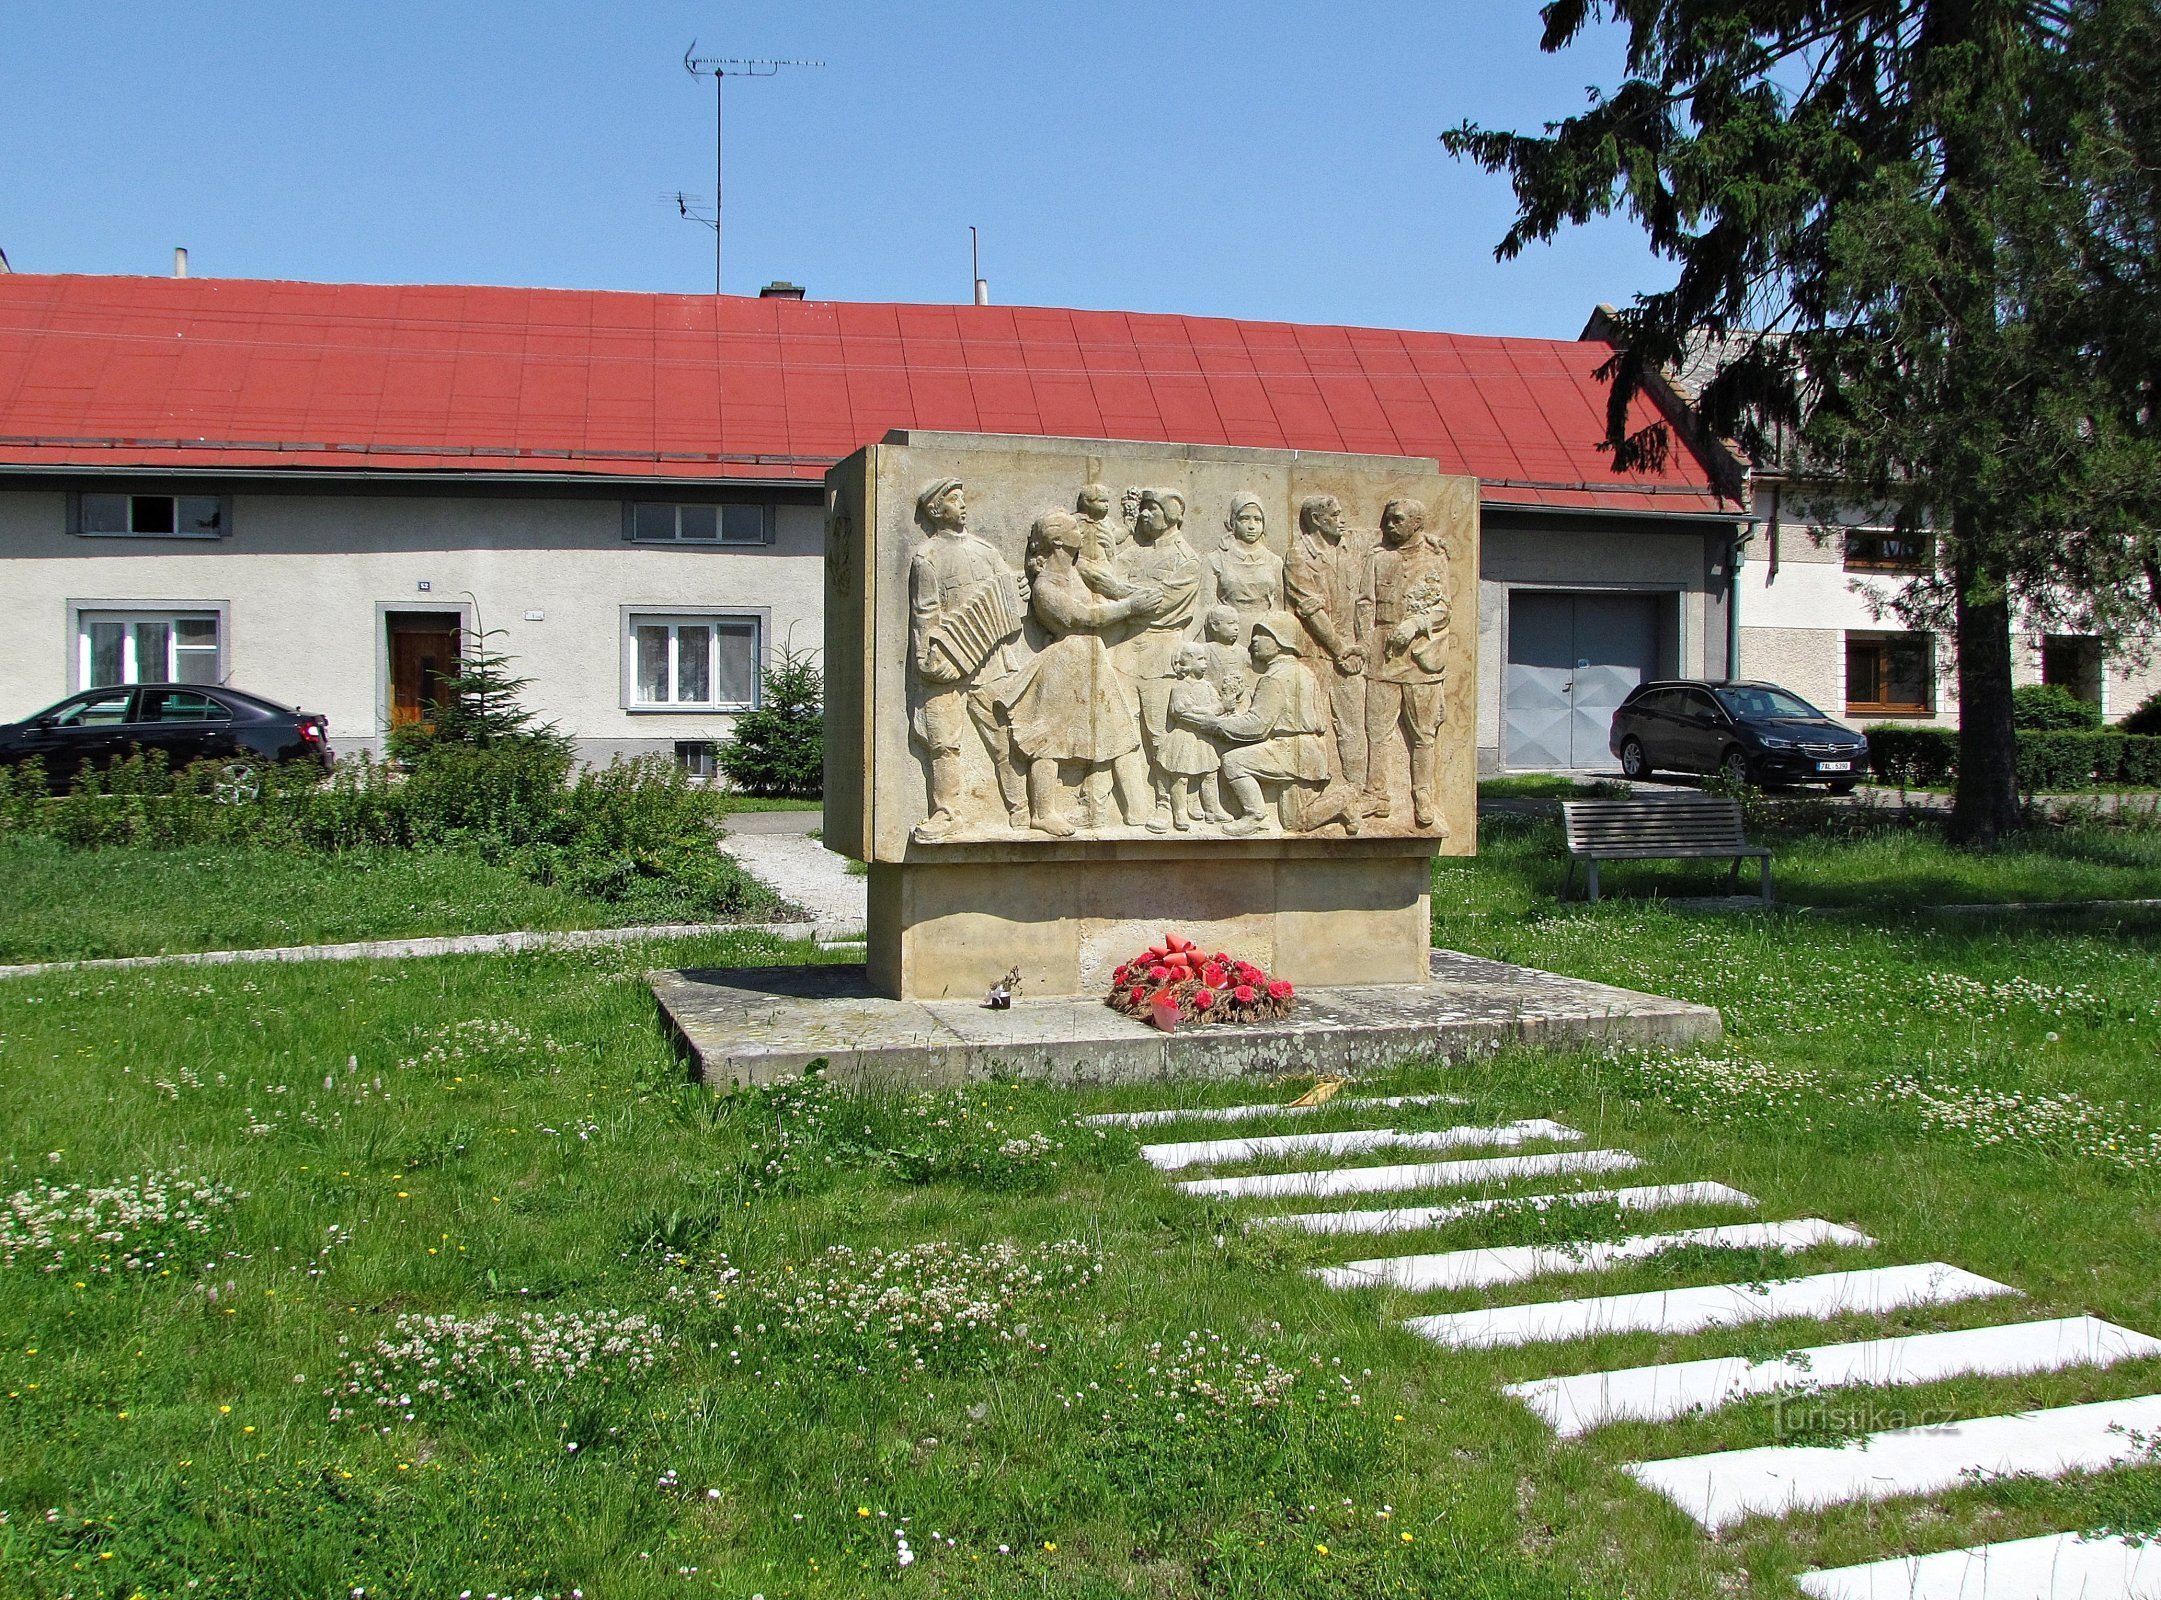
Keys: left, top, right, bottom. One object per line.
{"left": 1866, "top": 724, "right": 2161, "bottom": 790}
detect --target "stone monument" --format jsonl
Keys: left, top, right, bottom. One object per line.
{"left": 823, "top": 432, "right": 1479, "bottom": 1002}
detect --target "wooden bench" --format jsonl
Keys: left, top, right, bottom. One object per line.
{"left": 1560, "top": 796, "right": 1773, "bottom": 903}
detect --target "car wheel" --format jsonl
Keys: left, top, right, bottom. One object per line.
{"left": 212, "top": 760, "right": 262, "bottom": 805}
{"left": 1718, "top": 748, "right": 1753, "bottom": 787}
{"left": 1619, "top": 737, "right": 1653, "bottom": 780}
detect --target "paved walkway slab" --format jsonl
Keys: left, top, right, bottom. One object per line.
{"left": 1511, "top": 1315, "right": 2161, "bottom": 1438}
{"left": 657, "top": 949, "right": 1722, "bottom": 1089}
{"left": 1254, "top": 1181, "right": 1755, "bottom": 1237}
{"left": 1796, "top": 1530, "right": 2161, "bottom": 1599}
{"left": 1407, "top": 1263, "right": 2018, "bottom": 1351}
{"left": 1628, "top": 1391, "right": 2161, "bottom": 1531}
{"left": 1079, "top": 1093, "right": 1465, "bottom": 1128}
{"left": 1177, "top": 1147, "right": 1642, "bottom": 1202}
{"left": 1319, "top": 1218, "right": 1871, "bottom": 1292}
{"left": 1141, "top": 1119, "right": 1580, "bottom": 1172}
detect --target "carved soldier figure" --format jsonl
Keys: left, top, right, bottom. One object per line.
{"left": 1284, "top": 493, "right": 1372, "bottom": 791}
{"left": 906, "top": 477, "right": 1028, "bottom": 840}
{"left": 1361, "top": 497, "right": 1452, "bottom": 832}
{"left": 1203, "top": 492, "right": 1285, "bottom": 645}
{"left": 1109, "top": 487, "right": 1203, "bottom": 820}
{"left": 1202, "top": 615, "right": 1362, "bottom": 837}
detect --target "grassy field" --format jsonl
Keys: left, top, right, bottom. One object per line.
{"left": 0, "top": 839, "right": 787, "bottom": 964}
{"left": 1, "top": 816, "right": 2157, "bottom": 1597}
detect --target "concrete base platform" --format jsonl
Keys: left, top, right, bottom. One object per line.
{"left": 653, "top": 949, "right": 1722, "bottom": 1089}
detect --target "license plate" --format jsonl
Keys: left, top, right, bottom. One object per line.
{"left": 1816, "top": 760, "right": 1851, "bottom": 772}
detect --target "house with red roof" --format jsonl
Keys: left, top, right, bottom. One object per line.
{"left": 0, "top": 272, "right": 1748, "bottom": 772}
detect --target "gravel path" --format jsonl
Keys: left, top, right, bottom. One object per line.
{"left": 718, "top": 830, "right": 868, "bottom": 930}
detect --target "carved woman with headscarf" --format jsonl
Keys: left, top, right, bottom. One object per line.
{"left": 1203, "top": 492, "right": 1285, "bottom": 647}
{"left": 996, "top": 511, "right": 1164, "bottom": 835}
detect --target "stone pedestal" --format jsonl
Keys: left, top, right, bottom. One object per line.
{"left": 867, "top": 839, "right": 1434, "bottom": 1001}
{"left": 825, "top": 430, "right": 1479, "bottom": 1002}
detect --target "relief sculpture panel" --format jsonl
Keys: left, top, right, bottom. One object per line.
{"left": 828, "top": 432, "right": 1478, "bottom": 862}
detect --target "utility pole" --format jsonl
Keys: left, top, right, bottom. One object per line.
{"left": 680, "top": 43, "right": 822, "bottom": 296}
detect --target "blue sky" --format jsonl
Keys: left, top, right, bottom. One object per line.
{"left": 1, "top": 1, "right": 1674, "bottom": 339}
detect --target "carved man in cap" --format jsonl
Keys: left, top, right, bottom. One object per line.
{"left": 907, "top": 477, "right": 1027, "bottom": 839}
{"left": 1284, "top": 493, "right": 1372, "bottom": 793}
{"left": 1361, "top": 496, "right": 1452, "bottom": 833}
{"left": 1200, "top": 614, "right": 1362, "bottom": 837}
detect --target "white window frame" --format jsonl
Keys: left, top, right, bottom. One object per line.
{"left": 69, "top": 604, "right": 228, "bottom": 690}
{"left": 621, "top": 609, "right": 763, "bottom": 713}
{"left": 72, "top": 491, "right": 230, "bottom": 540}
{"left": 623, "top": 500, "right": 773, "bottom": 546}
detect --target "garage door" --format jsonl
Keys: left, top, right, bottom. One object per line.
{"left": 1505, "top": 591, "right": 1662, "bottom": 770}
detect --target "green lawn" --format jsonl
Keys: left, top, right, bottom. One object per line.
{"left": 1, "top": 817, "right": 2157, "bottom": 1597}
{"left": 0, "top": 837, "right": 787, "bottom": 964}
{"left": 719, "top": 796, "right": 825, "bottom": 813}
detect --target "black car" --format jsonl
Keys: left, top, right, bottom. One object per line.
{"left": 1609, "top": 679, "right": 1870, "bottom": 791}
{"left": 0, "top": 684, "right": 334, "bottom": 796}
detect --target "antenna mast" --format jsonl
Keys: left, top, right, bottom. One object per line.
{"left": 681, "top": 42, "right": 823, "bottom": 296}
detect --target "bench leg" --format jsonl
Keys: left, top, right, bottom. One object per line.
{"left": 1760, "top": 857, "right": 1774, "bottom": 905}
{"left": 1585, "top": 860, "right": 1601, "bottom": 903}
{"left": 1728, "top": 856, "right": 1742, "bottom": 894}
{"left": 1561, "top": 857, "right": 1575, "bottom": 902}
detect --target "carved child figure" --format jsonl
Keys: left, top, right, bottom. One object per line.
{"left": 1159, "top": 642, "right": 1232, "bottom": 829}
{"left": 1200, "top": 605, "right": 1254, "bottom": 709}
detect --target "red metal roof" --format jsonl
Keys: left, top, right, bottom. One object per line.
{"left": 0, "top": 274, "right": 1734, "bottom": 516}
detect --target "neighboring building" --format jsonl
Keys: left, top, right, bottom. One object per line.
{"left": 1581, "top": 306, "right": 2161, "bottom": 729}
{"left": 0, "top": 274, "right": 1747, "bottom": 775}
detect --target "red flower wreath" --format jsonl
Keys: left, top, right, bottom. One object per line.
{"left": 1105, "top": 933, "right": 1296, "bottom": 1030}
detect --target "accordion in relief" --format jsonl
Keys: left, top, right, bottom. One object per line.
{"left": 924, "top": 573, "right": 1026, "bottom": 680}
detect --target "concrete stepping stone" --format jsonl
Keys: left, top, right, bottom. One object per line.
{"left": 1141, "top": 1118, "right": 1581, "bottom": 1172}
{"left": 1177, "top": 1147, "right": 1643, "bottom": 1202}
{"left": 1408, "top": 1262, "right": 2018, "bottom": 1351}
{"left": 1796, "top": 1529, "right": 2161, "bottom": 1599}
{"left": 1511, "top": 1315, "right": 2161, "bottom": 1438}
{"left": 1317, "top": 1218, "right": 1874, "bottom": 1293}
{"left": 1080, "top": 1093, "right": 1465, "bottom": 1129}
{"left": 1627, "top": 1390, "right": 2161, "bottom": 1531}
{"left": 1253, "top": 1181, "right": 1756, "bottom": 1237}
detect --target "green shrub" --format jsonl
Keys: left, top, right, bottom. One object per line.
{"left": 2016, "top": 730, "right": 2122, "bottom": 790}
{"left": 717, "top": 645, "right": 823, "bottom": 798}
{"left": 0, "top": 747, "right": 757, "bottom": 917}
{"left": 2123, "top": 734, "right": 2161, "bottom": 786}
{"left": 2012, "top": 683, "right": 2103, "bottom": 730}
{"left": 1865, "top": 725, "right": 1958, "bottom": 787}
{"left": 2123, "top": 690, "right": 2161, "bottom": 736}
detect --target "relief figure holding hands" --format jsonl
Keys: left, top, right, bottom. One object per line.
{"left": 1284, "top": 493, "right": 1373, "bottom": 792}
{"left": 996, "top": 511, "right": 1164, "bottom": 836}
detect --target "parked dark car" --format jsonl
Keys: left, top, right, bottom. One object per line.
{"left": 1608, "top": 680, "right": 1869, "bottom": 791}
{"left": 0, "top": 684, "right": 334, "bottom": 796}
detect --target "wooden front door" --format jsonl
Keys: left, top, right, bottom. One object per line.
{"left": 386, "top": 612, "right": 463, "bottom": 728}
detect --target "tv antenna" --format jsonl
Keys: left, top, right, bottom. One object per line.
{"left": 681, "top": 42, "right": 823, "bottom": 296}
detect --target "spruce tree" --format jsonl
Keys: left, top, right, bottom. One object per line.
{"left": 1445, "top": 1, "right": 2161, "bottom": 843}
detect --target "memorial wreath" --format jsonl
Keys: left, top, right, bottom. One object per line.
{"left": 1106, "top": 934, "right": 1296, "bottom": 1030}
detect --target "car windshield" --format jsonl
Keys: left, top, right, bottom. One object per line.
{"left": 1714, "top": 685, "right": 1824, "bottom": 721}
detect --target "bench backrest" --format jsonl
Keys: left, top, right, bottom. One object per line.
{"left": 1562, "top": 795, "right": 1749, "bottom": 852}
